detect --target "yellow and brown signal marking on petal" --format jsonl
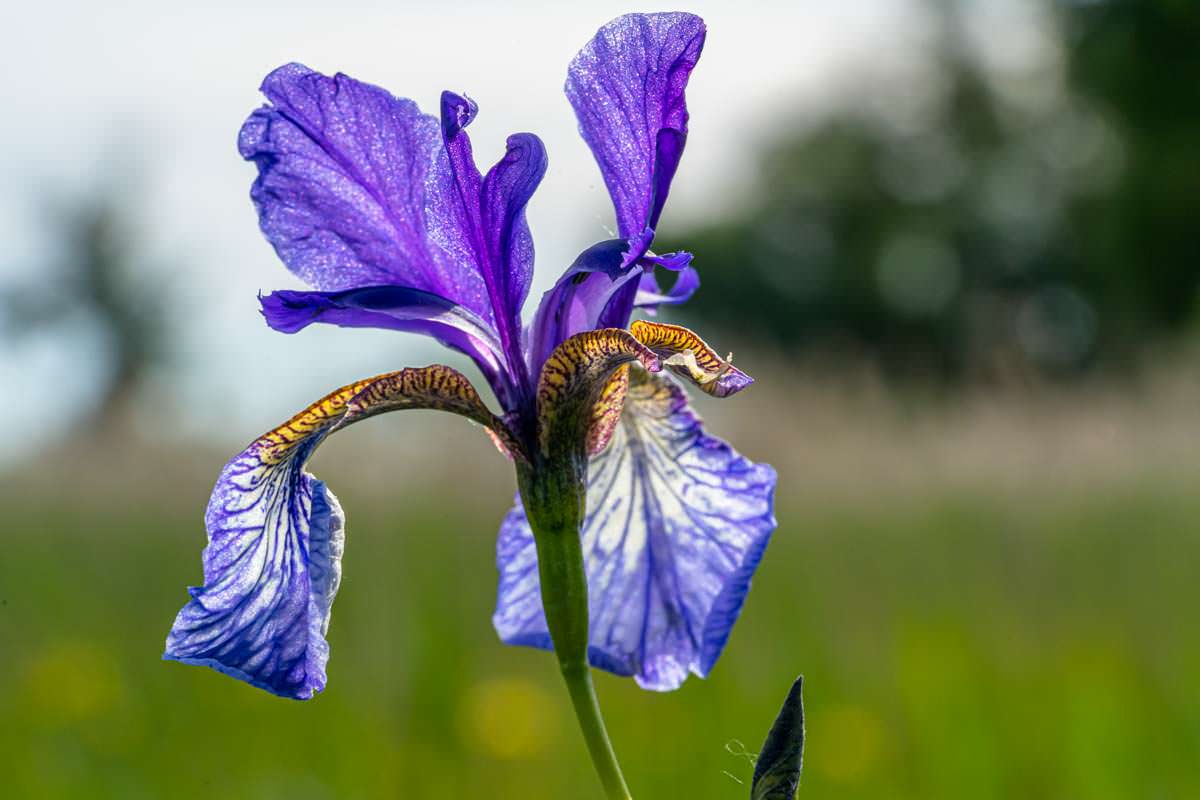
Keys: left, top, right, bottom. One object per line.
{"left": 253, "top": 366, "right": 523, "bottom": 466}
{"left": 537, "top": 328, "right": 659, "bottom": 455}
{"left": 629, "top": 320, "right": 752, "bottom": 398}
{"left": 255, "top": 374, "right": 394, "bottom": 466}
{"left": 343, "top": 366, "right": 493, "bottom": 427}
{"left": 586, "top": 364, "right": 630, "bottom": 456}
{"left": 629, "top": 320, "right": 725, "bottom": 373}
{"left": 340, "top": 365, "right": 526, "bottom": 460}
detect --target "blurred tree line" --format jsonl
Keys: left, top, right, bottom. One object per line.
{"left": 665, "top": 0, "right": 1199, "bottom": 380}
{"left": 1, "top": 189, "right": 170, "bottom": 431}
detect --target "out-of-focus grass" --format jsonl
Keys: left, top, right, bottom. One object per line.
{"left": 1, "top": 477, "right": 1197, "bottom": 799}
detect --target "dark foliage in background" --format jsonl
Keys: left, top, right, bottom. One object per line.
{"left": 663, "top": 0, "right": 1199, "bottom": 380}
{"left": 1, "top": 191, "right": 169, "bottom": 427}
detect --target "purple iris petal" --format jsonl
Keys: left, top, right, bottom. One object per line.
{"left": 478, "top": 132, "right": 547, "bottom": 399}
{"left": 241, "top": 64, "right": 492, "bottom": 320}
{"left": 642, "top": 250, "right": 694, "bottom": 272}
{"left": 527, "top": 241, "right": 697, "bottom": 370}
{"left": 480, "top": 132, "right": 547, "bottom": 331}
{"left": 589, "top": 246, "right": 694, "bottom": 329}
{"left": 493, "top": 372, "right": 777, "bottom": 691}
{"left": 434, "top": 92, "right": 547, "bottom": 402}
{"left": 549, "top": 13, "right": 705, "bottom": 343}
{"left": 566, "top": 12, "right": 706, "bottom": 238}
{"left": 260, "top": 286, "right": 514, "bottom": 405}
{"left": 634, "top": 265, "right": 700, "bottom": 312}
{"left": 165, "top": 440, "right": 344, "bottom": 700}
{"left": 527, "top": 239, "right": 646, "bottom": 373}
{"left": 622, "top": 227, "right": 657, "bottom": 270}
{"left": 711, "top": 365, "right": 754, "bottom": 398}
{"left": 241, "top": 64, "right": 549, "bottom": 410}
{"left": 591, "top": 240, "right": 696, "bottom": 331}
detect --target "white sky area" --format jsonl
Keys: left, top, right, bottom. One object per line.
{"left": 0, "top": 0, "right": 1044, "bottom": 462}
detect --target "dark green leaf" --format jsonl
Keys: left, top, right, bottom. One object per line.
{"left": 751, "top": 676, "right": 804, "bottom": 799}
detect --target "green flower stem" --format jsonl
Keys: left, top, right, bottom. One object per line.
{"left": 518, "top": 459, "right": 632, "bottom": 800}
{"left": 562, "top": 662, "right": 631, "bottom": 800}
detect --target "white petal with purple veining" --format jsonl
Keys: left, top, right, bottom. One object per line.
{"left": 165, "top": 367, "right": 518, "bottom": 699}
{"left": 164, "top": 434, "right": 343, "bottom": 700}
{"left": 493, "top": 370, "right": 776, "bottom": 690}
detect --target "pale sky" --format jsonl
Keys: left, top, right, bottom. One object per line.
{"left": 0, "top": 0, "right": 964, "bottom": 461}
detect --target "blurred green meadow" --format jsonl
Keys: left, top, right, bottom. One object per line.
{"left": 2, "top": 405, "right": 1198, "bottom": 799}
{"left": 3, "top": 3, "right": 1198, "bottom": 797}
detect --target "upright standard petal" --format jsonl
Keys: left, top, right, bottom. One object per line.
{"left": 480, "top": 132, "right": 547, "bottom": 339}
{"left": 493, "top": 368, "right": 777, "bottom": 690}
{"left": 165, "top": 367, "right": 522, "bottom": 699}
{"left": 240, "top": 64, "right": 490, "bottom": 322}
{"left": 434, "top": 91, "right": 548, "bottom": 400}
{"left": 437, "top": 92, "right": 547, "bottom": 331}
{"left": 560, "top": 13, "right": 706, "bottom": 338}
{"left": 566, "top": 12, "right": 706, "bottom": 238}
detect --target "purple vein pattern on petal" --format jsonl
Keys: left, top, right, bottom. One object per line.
{"left": 493, "top": 370, "right": 777, "bottom": 691}
{"left": 165, "top": 365, "right": 510, "bottom": 699}
{"left": 566, "top": 12, "right": 706, "bottom": 238}
{"left": 239, "top": 64, "right": 492, "bottom": 324}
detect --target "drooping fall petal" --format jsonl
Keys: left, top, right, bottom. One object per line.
{"left": 494, "top": 368, "right": 776, "bottom": 690}
{"left": 165, "top": 367, "right": 520, "bottom": 699}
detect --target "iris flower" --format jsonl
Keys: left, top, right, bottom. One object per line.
{"left": 165, "top": 11, "right": 776, "bottom": 797}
